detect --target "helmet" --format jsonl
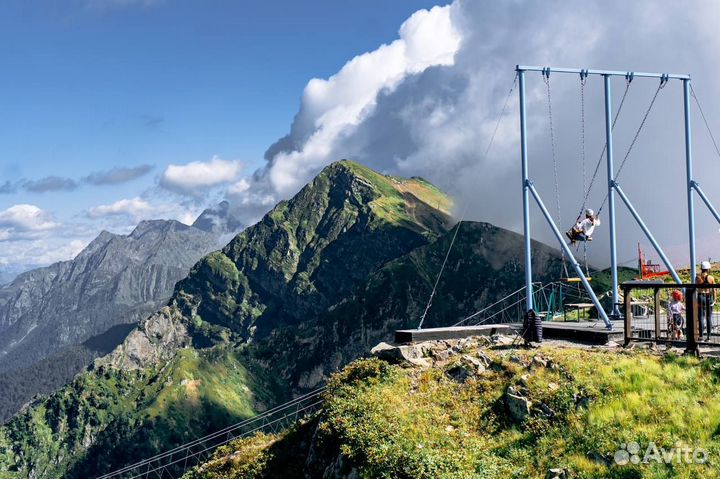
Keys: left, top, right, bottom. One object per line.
{"left": 672, "top": 290, "right": 683, "bottom": 302}
{"left": 701, "top": 261, "right": 712, "bottom": 271}
{"left": 585, "top": 208, "right": 594, "bottom": 217}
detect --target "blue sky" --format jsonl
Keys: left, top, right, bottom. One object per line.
{"left": 0, "top": 0, "right": 445, "bottom": 266}
{"left": 3, "top": 0, "right": 720, "bottom": 273}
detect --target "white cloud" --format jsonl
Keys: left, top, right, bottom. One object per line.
{"left": 258, "top": 4, "right": 461, "bottom": 197}
{"left": 0, "top": 205, "right": 60, "bottom": 241}
{"left": 160, "top": 156, "right": 243, "bottom": 197}
{"left": 0, "top": 238, "right": 89, "bottom": 270}
{"left": 228, "top": 178, "right": 250, "bottom": 196}
{"left": 86, "top": 197, "right": 201, "bottom": 225}
{"left": 231, "top": 0, "right": 720, "bottom": 267}
{"left": 87, "top": 197, "right": 158, "bottom": 220}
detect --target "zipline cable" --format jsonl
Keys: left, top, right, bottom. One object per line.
{"left": 417, "top": 73, "right": 518, "bottom": 329}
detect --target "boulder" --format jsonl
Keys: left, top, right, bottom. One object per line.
{"left": 370, "top": 342, "right": 431, "bottom": 368}
{"left": 445, "top": 363, "right": 474, "bottom": 383}
{"left": 505, "top": 389, "right": 532, "bottom": 422}
{"left": 461, "top": 355, "right": 487, "bottom": 374}
{"left": 546, "top": 468, "right": 568, "bottom": 479}
{"left": 476, "top": 351, "right": 492, "bottom": 367}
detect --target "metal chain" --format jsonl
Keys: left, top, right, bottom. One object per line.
{"left": 690, "top": 84, "right": 720, "bottom": 160}
{"left": 598, "top": 78, "right": 667, "bottom": 214}
{"left": 579, "top": 74, "right": 590, "bottom": 275}
{"left": 544, "top": 73, "right": 563, "bottom": 227}
{"left": 580, "top": 75, "right": 587, "bottom": 211}
{"left": 579, "top": 77, "right": 632, "bottom": 218}
{"left": 543, "top": 71, "right": 570, "bottom": 278}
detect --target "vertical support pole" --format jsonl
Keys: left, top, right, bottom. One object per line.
{"left": 519, "top": 67, "right": 533, "bottom": 312}
{"left": 623, "top": 285, "right": 632, "bottom": 345}
{"left": 686, "top": 287, "right": 699, "bottom": 355}
{"left": 684, "top": 78, "right": 697, "bottom": 282}
{"left": 654, "top": 287, "right": 661, "bottom": 341}
{"left": 603, "top": 75, "right": 620, "bottom": 319}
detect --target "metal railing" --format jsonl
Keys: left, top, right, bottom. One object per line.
{"left": 455, "top": 281, "right": 595, "bottom": 327}
{"left": 622, "top": 281, "right": 720, "bottom": 353}
{"left": 97, "top": 387, "right": 326, "bottom": 479}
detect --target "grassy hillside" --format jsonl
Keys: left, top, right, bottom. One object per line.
{"left": 184, "top": 345, "right": 720, "bottom": 479}
{"left": 0, "top": 160, "right": 456, "bottom": 477}
{"left": 0, "top": 346, "right": 277, "bottom": 478}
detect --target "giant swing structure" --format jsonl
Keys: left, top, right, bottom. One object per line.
{"left": 518, "top": 65, "right": 720, "bottom": 330}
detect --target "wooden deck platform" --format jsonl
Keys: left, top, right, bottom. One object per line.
{"left": 396, "top": 321, "right": 626, "bottom": 345}
{"left": 540, "top": 320, "right": 625, "bottom": 344}
{"left": 395, "top": 324, "right": 512, "bottom": 343}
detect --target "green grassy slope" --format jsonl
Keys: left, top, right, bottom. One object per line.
{"left": 0, "top": 346, "right": 276, "bottom": 478}
{"left": 185, "top": 348, "right": 720, "bottom": 479}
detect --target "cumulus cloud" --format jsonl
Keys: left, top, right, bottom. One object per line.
{"left": 87, "top": 197, "right": 160, "bottom": 220}
{"left": 83, "top": 165, "right": 153, "bottom": 185}
{"left": 86, "top": 195, "right": 204, "bottom": 226}
{"left": 227, "top": 179, "right": 250, "bottom": 196}
{"left": 23, "top": 176, "right": 78, "bottom": 193}
{"left": 0, "top": 205, "right": 60, "bottom": 241}
{"left": 230, "top": 0, "right": 720, "bottom": 267}
{"left": 160, "top": 156, "right": 243, "bottom": 197}
{"left": 260, "top": 5, "right": 461, "bottom": 197}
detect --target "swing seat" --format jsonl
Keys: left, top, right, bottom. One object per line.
{"left": 562, "top": 277, "right": 592, "bottom": 283}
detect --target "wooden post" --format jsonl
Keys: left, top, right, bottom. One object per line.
{"left": 686, "top": 287, "right": 699, "bottom": 355}
{"left": 624, "top": 286, "right": 633, "bottom": 346}
{"left": 654, "top": 287, "right": 661, "bottom": 342}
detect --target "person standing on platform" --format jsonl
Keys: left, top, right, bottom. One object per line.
{"left": 696, "top": 261, "right": 716, "bottom": 341}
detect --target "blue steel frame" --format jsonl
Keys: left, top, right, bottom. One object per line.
{"left": 517, "top": 65, "right": 691, "bottom": 330}
{"left": 683, "top": 79, "right": 720, "bottom": 282}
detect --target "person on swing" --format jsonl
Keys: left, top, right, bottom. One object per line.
{"left": 566, "top": 209, "right": 600, "bottom": 245}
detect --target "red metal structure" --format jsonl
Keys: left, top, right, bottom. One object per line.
{"left": 638, "top": 243, "right": 669, "bottom": 279}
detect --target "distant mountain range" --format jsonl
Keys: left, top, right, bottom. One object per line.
{"left": 0, "top": 264, "right": 44, "bottom": 287}
{"left": 0, "top": 204, "right": 244, "bottom": 422}
{"left": 0, "top": 161, "right": 565, "bottom": 478}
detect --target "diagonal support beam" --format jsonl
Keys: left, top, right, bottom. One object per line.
{"left": 613, "top": 183, "right": 681, "bottom": 283}
{"left": 691, "top": 181, "right": 720, "bottom": 225}
{"left": 527, "top": 182, "right": 613, "bottom": 329}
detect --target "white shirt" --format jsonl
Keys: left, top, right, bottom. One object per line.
{"left": 669, "top": 301, "right": 685, "bottom": 315}
{"left": 576, "top": 217, "right": 597, "bottom": 236}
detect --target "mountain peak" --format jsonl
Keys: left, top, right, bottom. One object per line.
{"left": 192, "top": 201, "right": 244, "bottom": 234}
{"left": 129, "top": 219, "right": 190, "bottom": 239}
{"left": 313, "top": 159, "right": 454, "bottom": 233}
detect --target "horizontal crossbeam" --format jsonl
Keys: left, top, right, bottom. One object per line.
{"left": 516, "top": 65, "right": 690, "bottom": 81}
